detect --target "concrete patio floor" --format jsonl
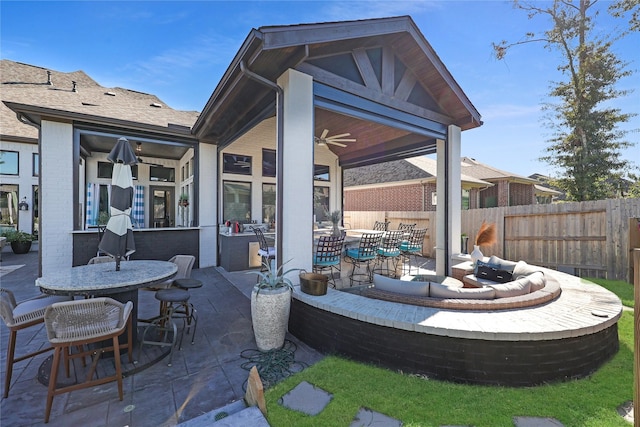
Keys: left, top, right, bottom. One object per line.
{"left": 0, "top": 248, "right": 324, "bottom": 427}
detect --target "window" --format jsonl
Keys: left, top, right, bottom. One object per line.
{"left": 149, "top": 166, "right": 174, "bottom": 182}
{"left": 314, "top": 165, "right": 330, "bottom": 181}
{"left": 462, "top": 189, "right": 470, "bottom": 210}
{"left": 262, "top": 149, "right": 276, "bottom": 177}
{"left": 97, "top": 161, "right": 138, "bottom": 180}
{"left": 262, "top": 184, "right": 276, "bottom": 224}
{"left": 223, "top": 181, "right": 251, "bottom": 222}
{"left": 223, "top": 153, "right": 252, "bottom": 175}
{"left": 313, "top": 187, "right": 330, "bottom": 222}
{"left": 32, "top": 153, "right": 39, "bottom": 177}
{"left": 0, "top": 151, "right": 18, "bottom": 175}
{"left": 0, "top": 184, "right": 19, "bottom": 226}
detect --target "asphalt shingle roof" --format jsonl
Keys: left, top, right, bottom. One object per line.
{"left": 1, "top": 60, "right": 199, "bottom": 141}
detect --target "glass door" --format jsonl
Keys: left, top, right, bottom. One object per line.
{"left": 150, "top": 187, "right": 174, "bottom": 228}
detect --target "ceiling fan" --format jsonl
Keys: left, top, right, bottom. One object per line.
{"left": 135, "top": 142, "right": 163, "bottom": 167}
{"left": 314, "top": 129, "right": 356, "bottom": 148}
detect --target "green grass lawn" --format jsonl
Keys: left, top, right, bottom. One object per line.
{"left": 264, "top": 279, "right": 634, "bottom": 426}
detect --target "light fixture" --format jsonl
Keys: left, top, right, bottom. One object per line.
{"left": 18, "top": 197, "right": 29, "bottom": 211}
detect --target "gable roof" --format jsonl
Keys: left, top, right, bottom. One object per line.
{"left": 194, "top": 16, "right": 481, "bottom": 167}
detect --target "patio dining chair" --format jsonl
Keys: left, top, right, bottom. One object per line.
{"left": 372, "top": 221, "right": 390, "bottom": 231}
{"left": 43, "top": 297, "right": 133, "bottom": 423}
{"left": 0, "top": 289, "right": 71, "bottom": 398}
{"left": 398, "top": 223, "right": 416, "bottom": 232}
{"left": 344, "top": 231, "right": 383, "bottom": 286}
{"left": 399, "top": 228, "right": 428, "bottom": 275}
{"left": 374, "top": 230, "right": 403, "bottom": 278}
{"left": 313, "top": 232, "right": 346, "bottom": 288}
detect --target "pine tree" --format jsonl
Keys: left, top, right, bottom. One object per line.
{"left": 494, "top": 0, "right": 638, "bottom": 201}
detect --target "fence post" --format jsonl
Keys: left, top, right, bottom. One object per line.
{"left": 634, "top": 248, "right": 639, "bottom": 427}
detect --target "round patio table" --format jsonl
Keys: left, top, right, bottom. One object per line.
{"left": 36, "top": 260, "right": 178, "bottom": 341}
{"left": 35, "top": 260, "right": 178, "bottom": 386}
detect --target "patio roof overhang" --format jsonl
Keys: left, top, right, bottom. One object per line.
{"left": 193, "top": 16, "right": 482, "bottom": 168}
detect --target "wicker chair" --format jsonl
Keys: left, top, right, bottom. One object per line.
{"left": 43, "top": 297, "right": 133, "bottom": 423}
{"left": 313, "top": 232, "right": 346, "bottom": 288}
{"left": 87, "top": 255, "right": 115, "bottom": 264}
{"left": 146, "top": 255, "right": 195, "bottom": 290}
{"left": 0, "top": 288, "right": 71, "bottom": 398}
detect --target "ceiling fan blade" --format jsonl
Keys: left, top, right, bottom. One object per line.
{"left": 320, "top": 129, "right": 329, "bottom": 139}
{"left": 326, "top": 141, "right": 347, "bottom": 147}
{"left": 327, "top": 138, "right": 356, "bottom": 143}
{"left": 328, "top": 132, "right": 351, "bottom": 139}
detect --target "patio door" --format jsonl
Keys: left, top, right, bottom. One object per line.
{"left": 150, "top": 186, "right": 174, "bottom": 228}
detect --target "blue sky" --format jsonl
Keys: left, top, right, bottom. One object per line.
{"left": 2, "top": 1, "right": 638, "bottom": 177}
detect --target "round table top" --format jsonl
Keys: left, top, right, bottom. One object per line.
{"left": 36, "top": 260, "right": 178, "bottom": 296}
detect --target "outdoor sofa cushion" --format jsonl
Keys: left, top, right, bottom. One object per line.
{"left": 429, "top": 282, "right": 496, "bottom": 299}
{"left": 373, "top": 274, "right": 429, "bottom": 296}
{"left": 489, "top": 276, "right": 532, "bottom": 298}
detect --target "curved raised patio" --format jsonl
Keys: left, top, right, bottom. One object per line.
{"left": 288, "top": 268, "right": 622, "bottom": 386}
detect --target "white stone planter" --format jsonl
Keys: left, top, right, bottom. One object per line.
{"left": 251, "top": 286, "right": 291, "bottom": 352}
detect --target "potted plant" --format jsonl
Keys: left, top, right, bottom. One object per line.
{"left": 4, "top": 230, "right": 34, "bottom": 254}
{"left": 179, "top": 193, "right": 189, "bottom": 207}
{"left": 329, "top": 210, "right": 342, "bottom": 237}
{"left": 249, "top": 259, "right": 299, "bottom": 352}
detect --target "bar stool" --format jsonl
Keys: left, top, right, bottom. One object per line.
{"left": 139, "top": 288, "right": 197, "bottom": 366}
{"left": 173, "top": 278, "right": 202, "bottom": 336}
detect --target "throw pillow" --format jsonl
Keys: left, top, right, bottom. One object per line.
{"left": 488, "top": 255, "right": 518, "bottom": 272}
{"left": 476, "top": 265, "right": 513, "bottom": 283}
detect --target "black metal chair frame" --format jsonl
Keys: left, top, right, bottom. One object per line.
{"left": 344, "top": 232, "right": 383, "bottom": 286}
{"left": 372, "top": 221, "right": 389, "bottom": 231}
{"left": 400, "top": 228, "right": 428, "bottom": 276}
{"left": 313, "top": 233, "right": 346, "bottom": 288}
{"left": 398, "top": 223, "right": 416, "bottom": 232}
{"left": 251, "top": 227, "right": 275, "bottom": 273}
{"left": 374, "top": 230, "right": 403, "bottom": 278}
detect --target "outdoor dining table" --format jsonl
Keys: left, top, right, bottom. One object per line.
{"left": 36, "top": 260, "right": 178, "bottom": 341}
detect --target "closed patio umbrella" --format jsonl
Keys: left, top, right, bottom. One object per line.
{"left": 98, "top": 137, "right": 137, "bottom": 271}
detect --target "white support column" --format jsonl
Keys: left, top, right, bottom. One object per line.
{"left": 435, "top": 125, "right": 462, "bottom": 276}
{"left": 198, "top": 143, "right": 218, "bottom": 268}
{"left": 277, "top": 69, "right": 314, "bottom": 281}
{"left": 40, "top": 120, "right": 74, "bottom": 275}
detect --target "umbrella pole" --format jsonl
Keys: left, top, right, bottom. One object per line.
{"left": 116, "top": 255, "right": 121, "bottom": 271}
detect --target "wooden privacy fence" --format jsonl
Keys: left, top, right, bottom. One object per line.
{"left": 347, "top": 197, "right": 640, "bottom": 281}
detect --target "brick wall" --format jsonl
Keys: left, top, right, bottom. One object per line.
{"left": 345, "top": 183, "right": 436, "bottom": 211}
{"left": 289, "top": 299, "right": 619, "bottom": 386}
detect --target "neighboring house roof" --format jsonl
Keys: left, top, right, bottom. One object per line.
{"left": 344, "top": 156, "right": 492, "bottom": 188}
{"left": 1, "top": 60, "right": 200, "bottom": 143}
{"left": 460, "top": 157, "right": 539, "bottom": 184}
{"left": 533, "top": 184, "right": 563, "bottom": 196}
